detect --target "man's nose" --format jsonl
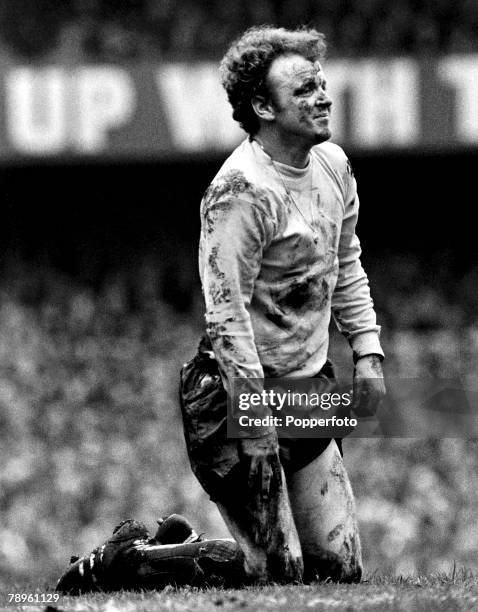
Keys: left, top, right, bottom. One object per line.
{"left": 316, "top": 90, "right": 332, "bottom": 107}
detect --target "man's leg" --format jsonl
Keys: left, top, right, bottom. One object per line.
{"left": 179, "top": 342, "right": 303, "bottom": 584}
{"left": 215, "top": 458, "right": 303, "bottom": 584}
{"left": 286, "top": 440, "right": 363, "bottom": 583}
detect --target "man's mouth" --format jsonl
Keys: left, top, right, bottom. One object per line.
{"left": 314, "top": 107, "right": 331, "bottom": 118}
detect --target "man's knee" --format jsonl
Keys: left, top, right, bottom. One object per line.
{"left": 268, "top": 548, "right": 304, "bottom": 584}
{"left": 241, "top": 548, "right": 303, "bottom": 585}
{"left": 303, "top": 552, "right": 362, "bottom": 583}
{"left": 217, "top": 495, "right": 304, "bottom": 584}
{"left": 215, "top": 462, "right": 304, "bottom": 585}
{"left": 303, "top": 549, "right": 362, "bottom": 583}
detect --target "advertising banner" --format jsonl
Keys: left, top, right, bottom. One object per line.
{"left": 0, "top": 56, "right": 476, "bottom": 160}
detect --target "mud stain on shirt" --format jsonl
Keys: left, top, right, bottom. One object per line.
{"left": 265, "top": 274, "right": 330, "bottom": 329}
{"left": 206, "top": 170, "right": 253, "bottom": 203}
{"left": 207, "top": 319, "right": 244, "bottom": 371}
{"left": 202, "top": 170, "right": 268, "bottom": 235}
{"left": 207, "top": 246, "right": 232, "bottom": 305}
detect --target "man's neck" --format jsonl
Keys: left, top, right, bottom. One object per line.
{"left": 253, "top": 128, "right": 312, "bottom": 169}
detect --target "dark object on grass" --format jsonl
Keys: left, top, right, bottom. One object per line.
{"left": 56, "top": 515, "right": 244, "bottom": 594}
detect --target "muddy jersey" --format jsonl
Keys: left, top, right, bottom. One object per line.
{"left": 199, "top": 137, "right": 383, "bottom": 398}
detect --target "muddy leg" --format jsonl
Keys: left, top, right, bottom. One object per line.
{"left": 215, "top": 455, "right": 303, "bottom": 584}
{"left": 286, "top": 440, "right": 362, "bottom": 583}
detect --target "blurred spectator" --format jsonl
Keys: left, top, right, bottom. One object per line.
{"left": 0, "top": 0, "right": 68, "bottom": 58}
{"left": 0, "top": 0, "right": 477, "bottom": 62}
{"left": 448, "top": 0, "right": 478, "bottom": 53}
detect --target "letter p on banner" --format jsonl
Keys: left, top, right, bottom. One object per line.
{"left": 76, "top": 67, "right": 136, "bottom": 153}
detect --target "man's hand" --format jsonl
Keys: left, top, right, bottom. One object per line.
{"left": 239, "top": 432, "right": 280, "bottom": 501}
{"left": 352, "top": 354, "right": 386, "bottom": 417}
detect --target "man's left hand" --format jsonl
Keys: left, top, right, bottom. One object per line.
{"left": 351, "top": 354, "right": 386, "bottom": 417}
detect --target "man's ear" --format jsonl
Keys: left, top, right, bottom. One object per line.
{"left": 251, "top": 95, "right": 276, "bottom": 122}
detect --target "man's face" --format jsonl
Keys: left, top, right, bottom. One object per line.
{"left": 265, "top": 53, "right": 332, "bottom": 146}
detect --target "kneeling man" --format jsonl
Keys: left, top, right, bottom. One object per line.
{"left": 180, "top": 25, "right": 385, "bottom": 584}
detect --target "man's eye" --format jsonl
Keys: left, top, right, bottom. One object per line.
{"left": 297, "top": 84, "right": 314, "bottom": 95}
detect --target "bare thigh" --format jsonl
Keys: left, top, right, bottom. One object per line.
{"left": 286, "top": 439, "right": 363, "bottom": 582}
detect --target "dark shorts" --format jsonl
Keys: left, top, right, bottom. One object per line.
{"left": 179, "top": 336, "right": 342, "bottom": 501}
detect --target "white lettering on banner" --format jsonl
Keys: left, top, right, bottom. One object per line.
{"left": 75, "top": 67, "right": 136, "bottom": 152}
{"left": 156, "top": 64, "right": 243, "bottom": 151}
{"left": 350, "top": 59, "right": 419, "bottom": 146}
{"left": 5, "top": 67, "right": 136, "bottom": 154}
{"left": 439, "top": 56, "right": 478, "bottom": 142}
{"left": 3, "top": 56, "right": 478, "bottom": 158}
{"left": 6, "top": 68, "right": 65, "bottom": 154}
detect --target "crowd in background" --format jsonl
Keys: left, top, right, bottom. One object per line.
{"left": 0, "top": 0, "right": 477, "bottom": 591}
{"left": 0, "top": 0, "right": 477, "bottom": 62}
{"left": 0, "top": 257, "right": 476, "bottom": 585}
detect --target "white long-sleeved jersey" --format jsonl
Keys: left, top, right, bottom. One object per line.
{"left": 199, "top": 138, "right": 383, "bottom": 398}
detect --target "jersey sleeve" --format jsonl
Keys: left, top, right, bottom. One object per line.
{"left": 200, "top": 182, "right": 276, "bottom": 434}
{"left": 331, "top": 162, "right": 384, "bottom": 361}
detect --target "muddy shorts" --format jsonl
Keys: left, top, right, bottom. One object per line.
{"left": 179, "top": 336, "right": 343, "bottom": 501}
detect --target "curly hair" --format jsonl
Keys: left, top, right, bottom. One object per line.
{"left": 220, "top": 26, "right": 327, "bottom": 136}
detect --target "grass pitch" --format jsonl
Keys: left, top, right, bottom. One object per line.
{"left": 2, "top": 570, "right": 477, "bottom": 611}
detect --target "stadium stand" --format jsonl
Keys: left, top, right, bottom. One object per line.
{"left": 0, "top": 0, "right": 477, "bottom": 61}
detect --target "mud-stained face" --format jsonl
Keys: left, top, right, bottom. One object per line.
{"left": 266, "top": 53, "right": 332, "bottom": 147}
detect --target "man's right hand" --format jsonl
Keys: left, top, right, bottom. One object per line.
{"left": 239, "top": 432, "right": 280, "bottom": 501}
